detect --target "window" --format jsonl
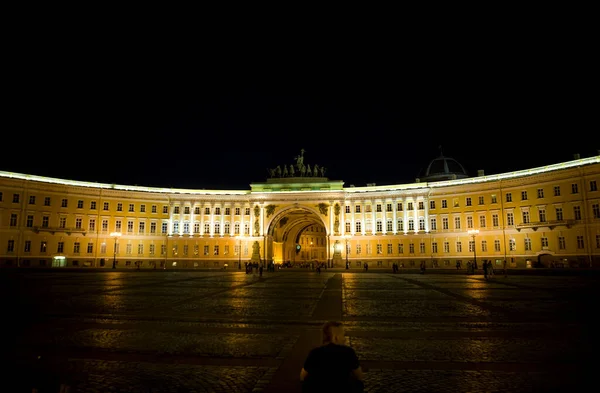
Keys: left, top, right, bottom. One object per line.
{"left": 104, "top": 202, "right": 109, "bottom": 211}
{"left": 29, "top": 196, "right": 36, "bottom": 204}
{"left": 204, "top": 222, "right": 210, "bottom": 234}
{"left": 75, "top": 218, "right": 82, "bottom": 229}
{"left": 116, "top": 220, "right": 122, "bottom": 232}
{"left": 87, "top": 243, "right": 93, "bottom": 253}
{"left": 377, "top": 244, "right": 382, "bottom": 254}
{"left": 574, "top": 206, "right": 581, "bottom": 220}
{"left": 571, "top": 183, "right": 578, "bottom": 194}
{"left": 506, "top": 212, "right": 514, "bottom": 226}
{"left": 24, "top": 240, "right": 31, "bottom": 253}
{"left": 150, "top": 222, "right": 156, "bottom": 234}
{"left": 418, "top": 202, "right": 424, "bottom": 210}
{"left": 73, "top": 242, "right": 80, "bottom": 254}
{"left": 591, "top": 180, "right": 598, "bottom": 192}
{"left": 432, "top": 241, "right": 438, "bottom": 253}
{"left": 430, "top": 218, "right": 437, "bottom": 231}
{"left": 214, "top": 222, "right": 220, "bottom": 235}
{"left": 128, "top": 204, "right": 134, "bottom": 212}
{"left": 430, "top": 200, "right": 436, "bottom": 209}
{"left": 225, "top": 207, "right": 231, "bottom": 215}
{"left": 117, "top": 203, "right": 123, "bottom": 212}
{"left": 376, "top": 220, "right": 382, "bottom": 232}
{"left": 40, "top": 241, "right": 47, "bottom": 253}
{"left": 398, "top": 243, "right": 404, "bottom": 254}
{"left": 494, "top": 239, "right": 501, "bottom": 252}
{"left": 539, "top": 209, "right": 546, "bottom": 222}
{"left": 441, "top": 200, "right": 447, "bottom": 209}
{"left": 355, "top": 221, "right": 362, "bottom": 232}
{"left": 139, "top": 222, "right": 145, "bottom": 234}
{"left": 454, "top": 217, "right": 461, "bottom": 230}
{"left": 492, "top": 214, "right": 499, "bottom": 227}
{"left": 215, "top": 207, "right": 221, "bottom": 215}
{"left": 162, "top": 222, "right": 168, "bottom": 234}
{"left": 396, "top": 220, "right": 403, "bottom": 231}
{"left": 521, "top": 191, "right": 528, "bottom": 201}
{"left": 442, "top": 217, "right": 449, "bottom": 230}
{"left": 456, "top": 241, "right": 462, "bottom": 253}
{"left": 419, "top": 218, "right": 425, "bottom": 231}
{"left": 44, "top": 197, "right": 51, "bottom": 206}
{"left": 419, "top": 242, "right": 425, "bottom": 253}
{"left": 61, "top": 198, "right": 68, "bottom": 207}
{"left": 7, "top": 240, "right": 15, "bottom": 252}
{"left": 90, "top": 201, "right": 96, "bottom": 210}
{"left": 509, "top": 239, "right": 516, "bottom": 251}
{"left": 138, "top": 244, "right": 144, "bottom": 255}
{"left": 126, "top": 244, "right": 132, "bottom": 255}
{"left": 467, "top": 216, "right": 473, "bottom": 229}
{"left": 397, "top": 203, "right": 403, "bottom": 211}
{"left": 537, "top": 188, "right": 544, "bottom": 198}
{"left": 386, "top": 219, "right": 393, "bottom": 231}
{"left": 407, "top": 202, "right": 413, "bottom": 210}
{"left": 13, "top": 194, "right": 20, "bottom": 203}
{"left": 235, "top": 207, "right": 240, "bottom": 215}
{"left": 479, "top": 216, "right": 486, "bottom": 228}
{"left": 57, "top": 242, "right": 64, "bottom": 253}
{"left": 522, "top": 211, "right": 530, "bottom": 224}
{"left": 577, "top": 236, "right": 584, "bottom": 249}
{"left": 408, "top": 219, "right": 414, "bottom": 231}
{"left": 140, "top": 204, "right": 146, "bottom": 213}
{"left": 152, "top": 205, "right": 157, "bottom": 213}
{"left": 174, "top": 206, "right": 180, "bottom": 214}
{"left": 355, "top": 205, "right": 361, "bottom": 213}
{"left": 42, "top": 216, "right": 49, "bottom": 228}
{"left": 386, "top": 203, "right": 392, "bottom": 212}
{"left": 213, "top": 245, "right": 219, "bottom": 255}
{"left": 466, "top": 197, "right": 472, "bottom": 206}
{"left": 491, "top": 195, "right": 497, "bottom": 204}
{"left": 102, "top": 219, "right": 108, "bottom": 231}
{"left": 173, "top": 221, "right": 179, "bottom": 233}
{"left": 205, "top": 207, "right": 211, "bottom": 214}
{"left": 59, "top": 217, "right": 66, "bottom": 228}
{"left": 245, "top": 208, "right": 251, "bottom": 215}
{"left": 127, "top": 221, "right": 134, "bottom": 233}
{"left": 77, "top": 200, "right": 84, "bottom": 209}
{"left": 444, "top": 241, "right": 450, "bottom": 253}
{"left": 555, "top": 207, "right": 563, "bottom": 221}
{"left": 524, "top": 238, "right": 532, "bottom": 251}
{"left": 593, "top": 204, "right": 600, "bottom": 219}
{"left": 409, "top": 243, "right": 414, "bottom": 254}
{"left": 541, "top": 237, "right": 548, "bottom": 248}
{"left": 163, "top": 206, "right": 168, "bottom": 214}
{"left": 26, "top": 215, "right": 33, "bottom": 227}
{"left": 506, "top": 193, "right": 512, "bottom": 202}
{"left": 554, "top": 186, "right": 561, "bottom": 196}
{"left": 184, "top": 206, "right": 190, "bottom": 214}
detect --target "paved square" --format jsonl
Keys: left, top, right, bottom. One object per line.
{"left": 4, "top": 269, "right": 598, "bottom": 392}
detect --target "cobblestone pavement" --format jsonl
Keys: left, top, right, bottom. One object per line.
{"left": 3, "top": 269, "right": 598, "bottom": 392}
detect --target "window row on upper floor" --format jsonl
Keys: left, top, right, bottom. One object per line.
{"left": 1, "top": 178, "right": 598, "bottom": 215}
{"left": 346, "top": 181, "right": 599, "bottom": 213}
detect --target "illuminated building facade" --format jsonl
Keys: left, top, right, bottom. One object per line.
{"left": 1, "top": 152, "right": 599, "bottom": 270}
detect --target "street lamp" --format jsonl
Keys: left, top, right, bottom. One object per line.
{"left": 344, "top": 234, "right": 351, "bottom": 269}
{"left": 236, "top": 235, "right": 243, "bottom": 270}
{"left": 110, "top": 232, "right": 122, "bottom": 269}
{"left": 468, "top": 229, "right": 479, "bottom": 271}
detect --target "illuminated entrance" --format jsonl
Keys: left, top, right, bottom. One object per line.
{"left": 266, "top": 205, "right": 328, "bottom": 266}
{"left": 52, "top": 256, "right": 67, "bottom": 267}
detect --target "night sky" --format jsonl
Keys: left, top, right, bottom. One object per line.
{"left": 3, "top": 47, "right": 597, "bottom": 190}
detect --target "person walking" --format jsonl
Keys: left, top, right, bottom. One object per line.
{"left": 300, "top": 321, "right": 364, "bottom": 393}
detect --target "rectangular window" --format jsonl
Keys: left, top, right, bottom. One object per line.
{"left": 521, "top": 191, "right": 528, "bottom": 201}
{"left": 61, "top": 198, "right": 68, "bottom": 207}
{"left": 29, "top": 195, "right": 36, "bottom": 204}
{"left": 90, "top": 201, "right": 96, "bottom": 210}
{"left": 571, "top": 183, "right": 578, "bottom": 194}
{"left": 478, "top": 196, "right": 484, "bottom": 205}
{"left": 492, "top": 214, "right": 499, "bottom": 227}
{"left": 507, "top": 213, "right": 514, "bottom": 226}
{"left": 494, "top": 239, "right": 501, "bottom": 252}
{"left": 59, "top": 217, "right": 66, "bottom": 228}
{"left": 13, "top": 194, "right": 20, "bottom": 203}
{"left": 524, "top": 238, "right": 532, "bottom": 251}
{"left": 75, "top": 218, "right": 82, "bottom": 229}
{"left": 129, "top": 204, "right": 135, "bottom": 212}
{"left": 539, "top": 209, "right": 546, "bottom": 222}
{"left": 558, "top": 236, "right": 566, "bottom": 250}
{"left": 466, "top": 197, "right": 472, "bottom": 206}
{"left": 87, "top": 243, "right": 93, "bottom": 253}
{"left": 152, "top": 205, "right": 157, "bottom": 213}
{"left": 77, "top": 200, "right": 84, "bottom": 209}
{"left": 537, "top": 188, "right": 544, "bottom": 198}
{"left": 73, "top": 242, "right": 80, "bottom": 254}
{"left": 577, "top": 236, "right": 584, "bottom": 249}
{"left": 397, "top": 203, "right": 403, "bottom": 211}
{"left": 44, "top": 197, "right": 51, "bottom": 206}
{"left": 215, "top": 207, "right": 221, "bottom": 215}
{"left": 441, "top": 200, "right": 447, "bottom": 209}
{"left": 554, "top": 186, "right": 561, "bottom": 196}
{"left": 506, "top": 193, "right": 512, "bottom": 202}
{"left": 442, "top": 217, "right": 449, "bottom": 230}
{"left": 26, "top": 215, "right": 33, "bottom": 227}
{"left": 454, "top": 217, "right": 461, "bottom": 230}
{"left": 163, "top": 206, "right": 169, "bottom": 214}
{"left": 556, "top": 207, "right": 563, "bottom": 221}
{"left": 104, "top": 202, "right": 109, "bottom": 210}
{"left": 117, "top": 203, "right": 123, "bottom": 212}
{"left": 140, "top": 204, "right": 146, "bottom": 213}
{"left": 574, "top": 206, "right": 581, "bottom": 220}
{"left": 24, "top": 240, "right": 31, "bottom": 253}
{"left": 590, "top": 180, "right": 598, "bottom": 192}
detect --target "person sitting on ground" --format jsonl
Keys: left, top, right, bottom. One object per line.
{"left": 300, "top": 321, "right": 364, "bottom": 393}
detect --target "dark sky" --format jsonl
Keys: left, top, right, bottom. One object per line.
{"left": 2, "top": 39, "right": 597, "bottom": 190}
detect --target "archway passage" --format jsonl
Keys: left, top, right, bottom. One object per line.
{"left": 267, "top": 206, "right": 327, "bottom": 267}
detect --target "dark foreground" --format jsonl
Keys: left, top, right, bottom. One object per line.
{"left": 3, "top": 269, "right": 599, "bottom": 392}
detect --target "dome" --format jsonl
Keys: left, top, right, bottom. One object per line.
{"left": 419, "top": 154, "right": 469, "bottom": 182}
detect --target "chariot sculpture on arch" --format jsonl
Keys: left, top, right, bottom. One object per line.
{"left": 267, "top": 149, "right": 326, "bottom": 178}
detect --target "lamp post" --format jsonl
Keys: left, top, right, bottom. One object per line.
{"left": 344, "top": 234, "right": 351, "bottom": 269}
{"left": 468, "top": 229, "right": 479, "bottom": 271}
{"left": 110, "top": 232, "right": 122, "bottom": 269}
{"left": 236, "top": 235, "right": 242, "bottom": 270}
